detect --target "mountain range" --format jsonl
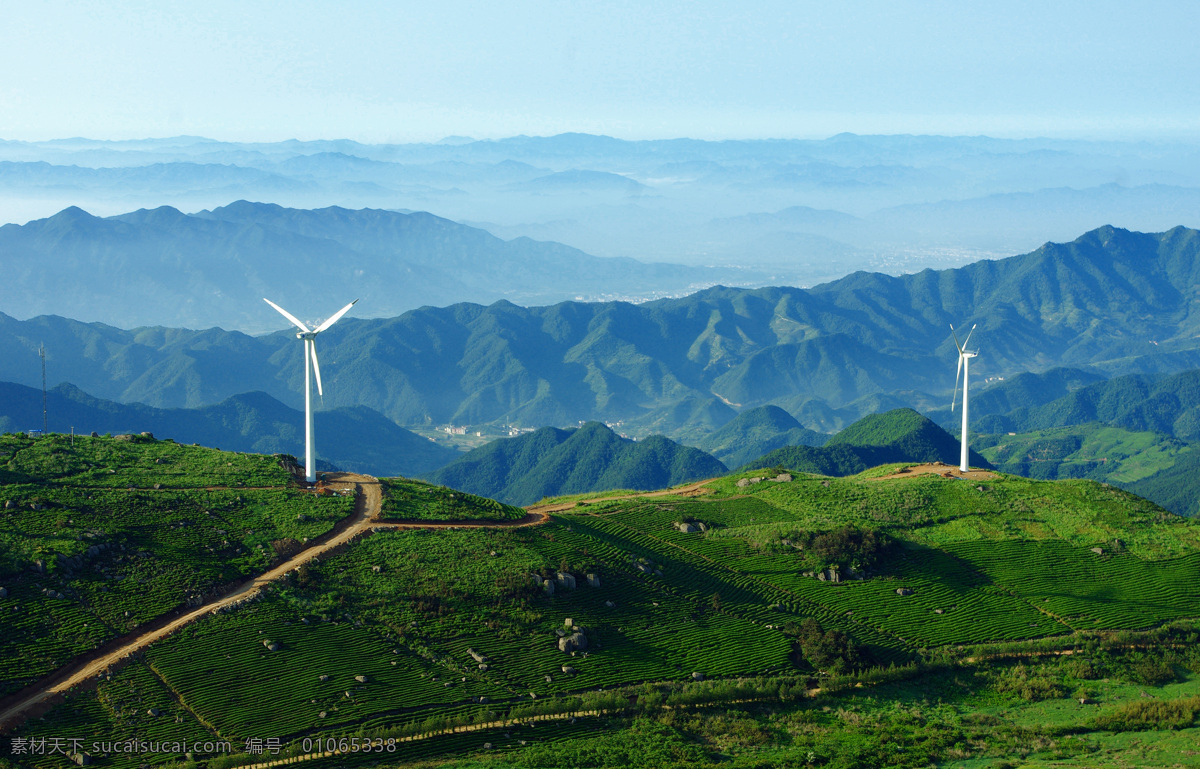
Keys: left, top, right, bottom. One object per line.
{"left": 4, "top": 133, "right": 1199, "bottom": 284}
{"left": 6, "top": 224, "right": 1200, "bottom": 441}
{"left": 0, "top": 202, "right": 747, "bottom": 330}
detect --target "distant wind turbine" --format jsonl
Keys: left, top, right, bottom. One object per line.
{"left": 950, "top": 323, "right": 978, "bottom": 473}
{"left": 264, "top": 297, "right": 358, "bottom": 484}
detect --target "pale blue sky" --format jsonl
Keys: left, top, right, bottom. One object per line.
{"left": 3, "top": 0, "right": 1198, "bottom": 142}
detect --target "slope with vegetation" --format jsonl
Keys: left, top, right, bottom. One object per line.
{"left": 741, "top": 408, "right": 989, "bottom": 474}
{"left": 0, "top": 433, "right": 354, "bottom": 698}
{"left": 695, "top": 404, "right": 826, "bottom": 469}
{"left": 0, "top": 381, "right": 459, "bottom": 478}
{"left": 6, "top": 439, "right": 1200, "bottom": 768}
{"left": 425, "top": 421, "right": 726, "bottom": 505}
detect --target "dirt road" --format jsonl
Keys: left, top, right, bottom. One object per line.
{"left": 0, "top": 474, "right": 717, "bottom": 730}
{"left": 0, "top": 473, "right": 546, "bottom": 731}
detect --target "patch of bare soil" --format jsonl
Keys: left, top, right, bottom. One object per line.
{"left": 870, "top": 463, "right": 999, "bottom": 481}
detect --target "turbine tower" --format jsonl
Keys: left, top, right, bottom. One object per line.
{"left": 950, "top": 323, "right": 978, "bottom": 473}
{"left": 264, "top": 298, "right": 358, "bottom": 484}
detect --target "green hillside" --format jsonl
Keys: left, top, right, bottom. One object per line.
{"left": 743, "top": 408, "right": 990, "bottom": 474}
{"left": 695, "top": 404, "right": 826, "bottom": 469}
{"left": 425, "top": 421, "right": 727, "bottom": 505}
{"left": 0, "top": 381, "right": 459, "bottom": 478}
{"left": 975, "top": 424, "right": 1193, "bottom": 484}
{"left": 0, "top": 432, "right": 354, "bottom": 697}
{"left": 11, "top": 457, "right": 1200, "bottom": 769}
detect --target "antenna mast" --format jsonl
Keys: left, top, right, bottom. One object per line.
{"left": 40, "top": 343, "right": 48, "bottom": 434}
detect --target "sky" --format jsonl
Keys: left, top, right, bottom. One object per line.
{"left": 2, "top": 0, "right": 1199, "bottom": 143}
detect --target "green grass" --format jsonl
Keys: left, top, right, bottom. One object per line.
{"left": 378, "top": 478, "right": 526, "bottom": 521}
{"left": 10, "top": 448, "right": 1200, "bottom": 769}
{"left": 976, "top": 423, "right": 1193, "bottom": 484}
{"left": 0, "top": 433, "right": 354, "bottom": 696}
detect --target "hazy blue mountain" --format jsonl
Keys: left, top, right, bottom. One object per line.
{"left": 0, "top": 202, "right": 748, "bottom": 330}
{"left": 696, "top": 405, "right": 826, "bottom": 468}
{"left": 924, "top": 367, "right": 1106, "bottom": 429}
{"left": 0, "top": 381, "right": 458, "bottom": 478}
{"left": 5, "top": 133, "right": 1199, "bottom": 287}
{"left": 742, "top": 408, "right": 990, "bottom": 475}
{"left": 425, "top": 421, "right": 727, "bottom": 505}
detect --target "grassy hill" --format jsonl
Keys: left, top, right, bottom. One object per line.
{"left": 425, "top": 421, "right": 727, "bottom": 505}
{"left": 695, "top": 404, "right": 826, "bottom": 469}
{"left": 9, "top": 454, "right": 1200, "bottom": 768}
{"left": 975, "top": 424, "right": 1193, "bottom": 484}
{"left": 0, "top": 380, "right": 460, "bottom": 478}
{"left": 742, "top": 408, "right": 990, "bottom": 474}
{"left": 0, "top": 432, "right": 354, "bottom": 697}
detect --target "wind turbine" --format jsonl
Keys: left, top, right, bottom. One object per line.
{"left": 950, "top": 323, "right": 978, "bottom": 473}
{"left": 264, "top": 298, "right": 358, "bottom": 484}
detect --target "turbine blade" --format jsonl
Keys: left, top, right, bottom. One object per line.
{"left": 950, "top": 323, "right": 963, "bottom": 355}
{"left": 264, "top": 298, "right": 311, "bottom": 333}
{"left": 314, "top": 299, "right": 359, "bottom": 334}
{"left": 310, "top": 341, "right": 324, "bottom": 397}
{"left": 962, "top": 323, "right": 977, "bottom": 353}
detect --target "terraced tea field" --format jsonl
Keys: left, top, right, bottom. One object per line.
{"left": 6, "top": 450, "right": 1200, "bottom": 769}
{"left": 0, "top": 434, "right": 353, "bottom": 696}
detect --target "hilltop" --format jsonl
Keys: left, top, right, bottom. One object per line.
{"left": 741, "top": 408, "right": 990, "bottom": 474}
{"left": 695, "top": 404, "right": 826, "bottom": 469}
{"left": 425, "top": 421, "right": 726, "bottom": 505}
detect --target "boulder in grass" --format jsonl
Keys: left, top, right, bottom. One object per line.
{"left": 586, "top": 573, "right": 600, "bottom": 588}
{"left": 561, "top": 665, "right": 576, "bottom": 675}
{"left": 267, "top": 642, "right": 281, "bottom": 651}
{"left": 147, "top": 707, "right": 161, "bottom": 717}
{"left": 691, "top": 672, "right": 705, "bottom": 681}
{"left": 895, "top": 588, "right": 914, "bottom": 596}
{"left": 468, "top": 648, "right": 488, "bottom": 664}
{"left": 319, "top": 674, "right": 330, "bottom": 682}
{"left": 1091, "top": 547, "right": 1103, "bottom": 555}
{"left": 558, "top": 632, "right": 588, "bottom": 653}
{"left": 354, "top": 675, "right": 368, "bottom": 683}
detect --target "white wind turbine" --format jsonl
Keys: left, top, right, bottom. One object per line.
{"left": 264, "top": 298, "right": 358, "bottom": 484}
{"left": 950, "top": 323, "right": 978, "bottom": 473}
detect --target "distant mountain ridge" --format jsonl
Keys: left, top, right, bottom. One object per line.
{"left": 5, "top": 225, "right": 1200, "bottom": 440}
{"left": 0, "top": 380, "right": 457, "bottom": 478}
{"left": 425, "top": 421, "right": 726, "bottom": 505}
{"left": 0, "top": 201, "right": 746, "bottom": 331}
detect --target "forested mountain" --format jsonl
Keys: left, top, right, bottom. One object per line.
{"left": 6, "top": 225, "right": 1200, "bottom": 440}
{"left": 742, "top": 409, "right": 990, "bottom": 475}
{"left": 0, "top": 381, "right": 457, "bottom": 477}
{"left": 0, "top": 202, "right": 741, "bottom": 330}
{"left": 424, "top": 421, "right": 726, "bottom": 505}
{"left": 695, "top": 405, "right": 826, "bottom": 469}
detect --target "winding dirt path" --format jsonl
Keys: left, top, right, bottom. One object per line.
{"left": 0, "top": 473, "right": 547, "bottom": 732}
{"left": 0, "top": 475, "right": 720, "bottom": 730}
